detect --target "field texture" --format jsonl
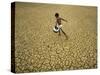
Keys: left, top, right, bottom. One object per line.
{"left": 15, "top": 2, "right": 97, "bottom": 73}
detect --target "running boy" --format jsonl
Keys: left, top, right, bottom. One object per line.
{"left": 54, "top": 13, "right": 68, "bottom": 39}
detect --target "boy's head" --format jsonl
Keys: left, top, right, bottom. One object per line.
{"left": 55, "top": 13, "right": 59, "bottom": 18}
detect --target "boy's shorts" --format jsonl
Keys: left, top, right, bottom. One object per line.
{"left": 56, "top": 24, "right": 62, "bottom": 29}
{"left": 53, "top": 24, "right": 62, "bottom": 32}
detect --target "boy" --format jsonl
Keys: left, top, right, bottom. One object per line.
{"left": 54, "top": 13, "right": 68, "bottom": 39}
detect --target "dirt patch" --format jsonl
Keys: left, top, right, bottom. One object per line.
{"left": 14, "top": 2, "right": 97, "bottom": 73}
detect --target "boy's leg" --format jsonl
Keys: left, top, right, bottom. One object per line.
{"left": 60, "top": 28, "right": 68, "bottom": 39}
{"left": 58, "top": 29, "right": 61, "bottom": 36}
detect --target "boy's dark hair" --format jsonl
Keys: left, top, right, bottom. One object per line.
{"left": 55, "top": 13, "right": 59, "bottom": 17}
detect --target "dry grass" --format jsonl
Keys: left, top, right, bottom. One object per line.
{"left": 14, "top": 2, "right": 97, "bottom": 73}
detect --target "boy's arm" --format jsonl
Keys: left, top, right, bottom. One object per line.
{"left": 61, "top": 18, "right": 68, "bottom": 22}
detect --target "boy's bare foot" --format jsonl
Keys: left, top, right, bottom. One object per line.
{"left": 65, "top": 36, "right": 68, "bottom": 40}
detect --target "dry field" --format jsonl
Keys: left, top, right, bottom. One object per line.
{"left": 15, "top": 2, "right": 97, "bottom": 73}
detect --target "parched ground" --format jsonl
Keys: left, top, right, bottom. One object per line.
{"left": 14, "top": 2, "right": 97, "bottom": 73}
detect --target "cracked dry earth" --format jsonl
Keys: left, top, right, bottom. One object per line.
{"left": 15, "top": 2, "right": 97, "bottom": 73}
